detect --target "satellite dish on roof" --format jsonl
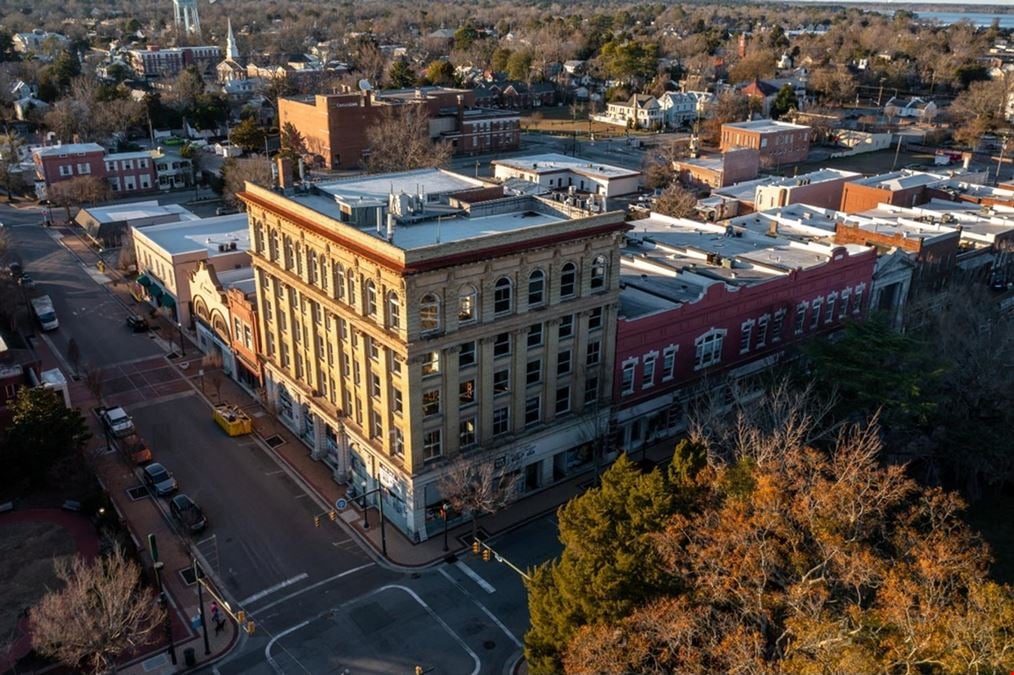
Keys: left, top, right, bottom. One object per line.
{"left": 358, "top": 79, "right": 373, "bottom": 91}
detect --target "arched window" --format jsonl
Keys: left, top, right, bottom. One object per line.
{"left": 346, "top": 269, "right": 357, "bottom": 307}
{"left": 332, "top": 262, "right": 345, "bottom": 300}
{"left": 307, "top": 248, "right": 318, "bottom": 284}
{"left": 493, "top": 277, "right": 513, "bottom": 315}
{"left": 387, "top": 292, "right": 401, "bottom": 330}
{"left": 268, "top": 230, "right": 280, "bottom": 261}
{"left": 528, "top": 270, "right": 545, "bottom": 306}
{"left": 458, "top": 284, "right": 477, "bottom": 323}
{"left": 283, "top": 236, "right": 294, "bottom": 269}
{"left": 365, "top": 280, "right": 378, "bottom": 318}
{"left": 590, "top": 256, "right": 607, "bottom": 290}
{"left": 560, "top": 262, "right": 577, "bottom": 298}
{"left": 319, "top": 254, "right": 328, "bottom": 292}
{"left": 420, "top": 293, "right": 441, "bottom": 332}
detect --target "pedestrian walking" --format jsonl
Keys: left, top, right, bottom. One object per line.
{"left": 214, "top": 617, "right": 226, "bottom": 635}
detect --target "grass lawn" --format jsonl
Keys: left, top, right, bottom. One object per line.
{"left": 521, "top": 105, "right": 627, "bottom": 137}
{"left": 0, "top": 521, "right": 76, "bottom": 640}
{"left": 965, "top": 491, "right": 1014, "bottom": 585}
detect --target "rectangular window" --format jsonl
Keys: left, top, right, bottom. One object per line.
{"left": 642, "top": 354, "right": 656, "bottom": 388}
{"left": 392, "top": 388, "right": 403, "bottom": 414}
{"left": 423, "top": 430, "right": 442, "bottom": 460}
{"left": 557, "top": 349, "right": 571, "bottom": 376}
{"left": 493, "top": 407, "right": 510, "bottom": 435}
{"left": 527, "top": 322, "right": 543, "bottom": 349}
{"left": 584, "top": 376, "right": 599, "bottom": 405}
{"left": 525, "top": 396, "right": 541, "bottom": 426}
{"left": 621, "top": 361, "right": 636, "bottom": 394}
{"left": 392, "top": 427, "right": 404, "bottom": 457}
{"left": 370, "top": 373, "right": 381, "bottom": 398}
{"left": 493, "top": 367, "right": 511, "bottom": 395}
{"left": 810, "top": 299, "right": 822, "bottom": 330}
{"left": 459, "top": 379, "right": 476, "bottom": 405}
{"left": 825, "top": 294, "right": 836, "bottom": 323}
{"left": 853, "top": 285, "right": 864, "bottom": 314}
{"left": 739, "top": 320, "right": 754, "bottom": 354}
{"left": 794, "top": 304, "right": 807, "bottom": 335}
{"left": 370, "top": 409, "right": 383, "bottom": 439}
{"left": 459, "top": 416, "right": 477, "bottom": 447}
{"left": 353, "top": 362, "right": 361, "bottom": 385}
{"left": 368, "top": 339, "right": 380, "bottom": 361}
{"left": 772, "top": 309, "right": 786, "bottom": 341}
{"left": 459, "top": 341, "right": 476, "bottom": 367}
{"left": 756, "top": 316, "right": 770, "bottom": 349}
{"left": 422, "top": 351, "right": 440, "bottom": 376}
{"left": 493, "top": 333, "right": 511, "bottom": 358}
{"left": 389, "top": 351, "right": 402, "bottom": 375}
{"left": 558, "top": 314, "right": 574, "bottom": 339}
{"left": 588, "top": 307, "right": 604, "bottom": 331}
{"left": 662, "top": 346, "right": 677, "bottom": 380}
{"left": 422, "top": 389, "right": 440, "bottom": 416}
{"left": 526, "top": 359, "right": 542, "bottom": 386}
{"left": 555, "top": 385, "right": 570, "bottom": 414}
{"left": 839, "top": 289, "right": 851, "bottom": 319}
{"left": 586, "top": 341, "right": 601, "bottom": 366}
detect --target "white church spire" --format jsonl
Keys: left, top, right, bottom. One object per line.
{"left": 226, "top": 18, "right": 239, "bottom": 60}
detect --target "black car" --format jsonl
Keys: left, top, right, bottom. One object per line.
{"left": 170, "top": 494, "right": 207, "bottom": 533}
{"left": 17, "top": 274, "right": 34, "bottom": 288}
{"left": 126, "top": 315, "right": 149, "bottom": 332}
{"left": 7, "top": 262, "right": 22, "bottom": 278}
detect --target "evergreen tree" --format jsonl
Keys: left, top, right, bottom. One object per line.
{"left": 230, "top": 117, "right": 267, "bottom": 154}
{"left": 769, "top": 84, "right": 798, "bottom": 119}
{"left": 387, "top": 59, "right": 416, "bottom": 89}
{"left": 524, "top": 454, "right": 683, "bottom": 674}
{"left": 2, "top": 388, "right": 91, "bottom": 487}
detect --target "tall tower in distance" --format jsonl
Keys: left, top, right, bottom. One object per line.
{"left": 225, "top": 18, "right": 239, "bottom": 60}
{"left": 173, "top": 0, "right": 202, "bottom": 37}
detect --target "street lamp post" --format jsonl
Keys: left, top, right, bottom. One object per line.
{"left": 442, "top": 503, "right": 450, "bottom": 552}
{"left": 361, "top": 480, "right": 369, "bottom": 530}
{"left": 177, "top": 323, "right": 186, "bottom": 357}
{"left": 194, "top": 558, "right": 211, "bottom": 655}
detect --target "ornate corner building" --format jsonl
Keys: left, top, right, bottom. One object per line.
{"left": 239, "top": 169, "right": 626, "bottom": 541}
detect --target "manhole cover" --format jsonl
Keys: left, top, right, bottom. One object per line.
{"left": 263, "top": 435, "right": 286, "bottom": 448}
{"left": 179, "top": 564, "right": 206, "bottom": 586}
{"left": 126, "top": 486, "right": 149, "bottom": 501}
{"left": 483, "top": 640, "right": 496, "bottom": 650}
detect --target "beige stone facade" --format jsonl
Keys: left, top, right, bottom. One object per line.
{"left": 239, "top": 181, "right": 626, "bottom": 540}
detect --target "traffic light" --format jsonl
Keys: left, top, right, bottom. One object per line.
{"left": 415, "top": 667, "right": 424, "bottom": 675}
{"left": 328, "top": 510, "right": 337, "bottom": 522}
{"left": 314, "top": 515, "right": 321, "bottom": 527}
{"left": 482, "top": 548, "right": 491, "bottom": 562}
{"left": 236, "top": 610, "right": 245, "bottom": 624}
{"left": 472, "top": 540, "right": 480, "bottom": 555}
{"left": 246, "top": 620, "right": 256, "bottom": 635}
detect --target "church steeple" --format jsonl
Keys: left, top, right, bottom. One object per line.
{"left": 226, "top": 18, "right": 239, "bottom": 60}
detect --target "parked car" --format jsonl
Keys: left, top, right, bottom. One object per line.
{"left": 126, "top": 315, "right": 149, "bottom": 332}
{"left": 101, "top": 407, "right": 135, "bottom": 438}
{"left": 170, "top": 494, "right": 207, "bottom": 533}
{"left": 215, "top": 206, "right": 238, "bottom": 216}
{"left": 17, "top": 274, "right": 34, "bottom": 288}
{"left": 143, "top": 462, "right": 178, "bottom": 496}
{"left": 7, "top": 262, "right": 22, "bottom": 278}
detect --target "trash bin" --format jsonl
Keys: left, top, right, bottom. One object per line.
{"left": 184, "top": 647, "right": 196, "bottom": 667}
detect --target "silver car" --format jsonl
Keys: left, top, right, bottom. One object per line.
{"left": 143, "top": 462, "right": 178, "bottom": 496}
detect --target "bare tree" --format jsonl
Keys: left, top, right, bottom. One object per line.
{"left": 82, "top": 364, "right": 105, "bottom": 405}
{"left": 66, "top": 338, "right": 81, "bottom": 376}
{"left": 0, "top": 132, "right": 26, "bottom": 202}
{"left": 117, "top": 230, "right": 137, "bottom": 273}
{"left": 201, "top": 351, "right": 225, "bottom": 402}
{"left": 47, "top": 176, "right": 109, "bottom": 222}
{"left": 221, "top": 157, "right": 273, "bottom": 208}
{"left": 652, "top": 184, "right": 699, "bottom": 219}
{"left": 437, "top": 457, "right": 520, "bottom": 541}
{"left": 31, "top": 547, "right": 159, "bottom": 674}
{"left": 364, "top": 104, "right": 450, "bottom": 174}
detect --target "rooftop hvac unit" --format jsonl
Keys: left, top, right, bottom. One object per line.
{"left": 217, "top": 243, "right": 227, "bottom": 252}
{"left": 229, "top": 241, "right": 237, "bottom": 250}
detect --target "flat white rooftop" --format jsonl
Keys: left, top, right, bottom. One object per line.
{"left": 316, "top": 168, "right": 486, "bottom": 205}
{"left": 722, "top": 119, "right": 809, "bottom": 133}
{"left": 730, "top": 204, "right": 840, "bottom": 239}
{"left": 34, "top": 143, "right": 104, "bottom": 157}
{"left": 105, "top": 150, "right": 152, "bottom": 161}
{"left": 715, "top": 168, "right": 859, "bottom": 202}
{"left": 850, "top": 169, "right": 948, "bottom": 190}
{"left": 494, "top": 153, "right": 640, "bottom": 179}
{"left": 135, "top": 214, "right": 250, "bottom": 256}
{"left": 83, "top": 201, "right": 197, "bottom": 224}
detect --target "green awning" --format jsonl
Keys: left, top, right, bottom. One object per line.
{"left": 159, "top": 294, "right": 176, "bottom": 309}
{"left": 136, "top": 274, "right": 152, "bottom": 287}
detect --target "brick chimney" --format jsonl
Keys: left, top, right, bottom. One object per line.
{"left": 277, "top": 157, "right": 294, "bottom": 192}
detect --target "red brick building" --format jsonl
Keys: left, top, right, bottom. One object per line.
{"left": 226, "top": 285, "right": 262, "bottom": 392}
{"left": 126, "top": 45, "right": 222, "bottom": 78}
{"left": 611, "top": 214, "right": 875, "bottom": 451}
{"left": 103, "top": 151, "right": 157, "bottom": 194}
{"left": 278, "top": 87, "right": 519, "bottom": 170}
{"left": 838, "top": 170, "right": 952, "bottom": 214}
{"left": 33, "top": 143, "right": 106, "bottom": 194}
{"left": 720, "top": 119, "right": 811, "bottom": 166}
{"left": 675, "top": 148, "right": 760, "bottom": 189}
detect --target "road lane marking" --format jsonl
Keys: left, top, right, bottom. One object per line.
{"left": 264, "top": 584, "right": 481, "bottom": 675}
{"left": 438, "top": 567, "right": 523, "bottom": 648}
{"left": 252, "top": 562, "right": 375, "bottom": 613}
{"left": 264, "top": 469, "right": 285, "bottom": 476}
{"left": 239, "top": 573, "right": 309, "bottom": 606}
{"left": 454, "top": 560, "right": 496, "bottom": 594}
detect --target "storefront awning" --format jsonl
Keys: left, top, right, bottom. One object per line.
{"left": 159, "top": 294, "right": 176, "bottom": 309}
{"left": 148, "top": 285, "right": 163, "bottom": 300}
{"left": 136, "top": 274, "right": 152, "bottom": 287}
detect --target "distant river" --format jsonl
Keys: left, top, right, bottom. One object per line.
{"left": 915, "top": 10, "right": 1014, "bottom": 27}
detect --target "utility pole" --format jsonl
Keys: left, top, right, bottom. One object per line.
{"left": 997, "top": 133, "right": 1009, "bottom": 186}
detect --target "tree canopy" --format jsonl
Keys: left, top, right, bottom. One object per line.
{"left": 2, "top": 388, "right": 91, "bottom": 487}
